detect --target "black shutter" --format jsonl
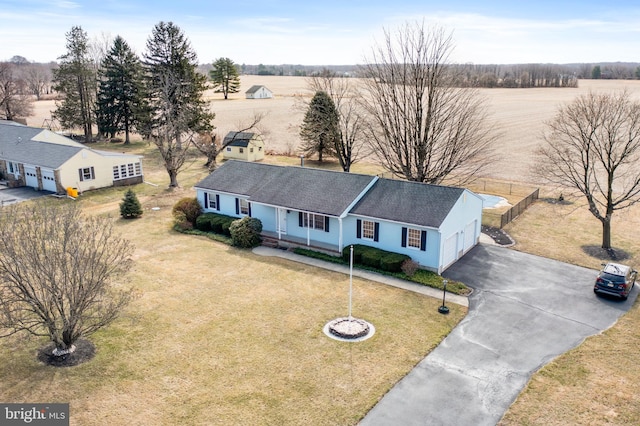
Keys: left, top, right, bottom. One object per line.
{"left": 204, "top": 193, "right": 209, "bottom": 209}
{"left": 374, "top": 222, "right": 380, "bottom": 242}
{"left": 401, "top": 227, "right": 407, "bottom": 247}
{"left": 248, "top": 203, "right": 252, "bottom": 217}
{"left": 299, "top": 212, "right": 303, "bottom": 227}
{"left": 90, "top": 167, "right": 95, "bottom": 179}
{"left": 420, "top": 230, "right": 427, "bottom": 251}
{"left": 356, "top": 219, "right": 361, "bottom": 238}
{"left": 324, "top": 216, "right": 329, "bottom": 232}
{"left": 215, "top": 194, "right": 220, "bottom": 211}
{"left": 78, "top": 169, "right": 83, "bottom": 182}
{"left": 235, "top": 198, "right": 239, "bottom": 215}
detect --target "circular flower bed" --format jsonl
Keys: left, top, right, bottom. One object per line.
{"left": 328, "top": 317, "right": 371, "bottom": 339}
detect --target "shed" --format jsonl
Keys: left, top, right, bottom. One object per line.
{"left": 245, "top": 85, "right": 273, "bottom": 99}
{"left": 222, "top": 132, "right": 265, "bottom": 162}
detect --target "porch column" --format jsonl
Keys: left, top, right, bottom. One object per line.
{"left": 338, "top": 218, "right": 343, "bottom": 252}
{"left": 306, "top": 212, "right": 310, "bottom": 246}
{"left": 276, "top": 209, "right": 281, "bottom": 239}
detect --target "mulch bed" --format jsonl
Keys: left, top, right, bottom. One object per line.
{"left": 37, "top": 339, "right": 96, "bottom": 367}
{"left": 582, "top": 245, "right": 630, "bottom": 262}
{"left": 481, "top": 226, "right": 515, "bottom": 246}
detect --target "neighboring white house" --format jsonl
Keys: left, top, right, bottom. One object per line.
{"left": 194, "top": 161, "right": 483, "bottom": 273}
{"left": 245, "top": 85, "right": 273, "bottom": 99}
{"left": 0, "top": 120, "right": 143, "bottom": 194}
{"left": 222, "top": 132, "right": 265, "bottom": 162}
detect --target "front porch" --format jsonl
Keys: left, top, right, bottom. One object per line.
{"left": 261, "top": 231, "right": 341, "bottom": 257}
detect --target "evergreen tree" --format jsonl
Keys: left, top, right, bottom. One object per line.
{"left": 119, "top": 189, "right": 143, "bottom": 219}
{"left": 143, "top": 21, "right": 214, "bottom": 187}
{"left": 299, "top": 91, "right": 339, "bottom": 162}
{"left": 209, "top": 57, "right": 240, "bottom": 99}
{"left": 52, "top": 26, "right": 96, "bottom": 142}
{"left": 96, "top": 36, "right": 147, "bottom": 144}
{"left": 592, "top": 65, "right": 601, "bottom": 79}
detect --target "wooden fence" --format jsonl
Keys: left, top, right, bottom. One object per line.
{"left": 499, "top": 188, "right": 540, "bottom": 228}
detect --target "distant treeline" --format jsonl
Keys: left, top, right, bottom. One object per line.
{"left": 220, "top": 62, "right": 640, "bottom": 88}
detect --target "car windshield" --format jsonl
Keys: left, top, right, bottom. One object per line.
{"left": 601, "top": 272, "right": 626, "bottom": 283}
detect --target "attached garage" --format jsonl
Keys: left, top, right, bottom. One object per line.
{"left": 24, "top": 165, "right": 38, "bottom": 189}
{"left": 41, "top": 169, "right": 57, "bottom": 192}
{"left": 443, "top": 233, "right": 458, "bottom": 269}
{"left": 464, "top": 220, "right": 477, "bottom": 251}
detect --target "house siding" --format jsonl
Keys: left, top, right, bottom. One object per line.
{"left": 342, "top": 216, "right": 441, "bottom": 271}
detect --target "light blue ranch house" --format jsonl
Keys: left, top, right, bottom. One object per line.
{"left": 194, "top": 160, "right": 483, "bottom": 273}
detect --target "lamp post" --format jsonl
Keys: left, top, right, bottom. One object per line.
{"left": 438, "top": 279, "right": 449, "bottom": 314}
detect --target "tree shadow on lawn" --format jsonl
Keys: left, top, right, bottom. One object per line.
{"left": 582, "top": 245, "right": 630, "bottom": 262}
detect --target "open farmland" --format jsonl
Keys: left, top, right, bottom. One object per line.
{"left": 29, "top": 77, "right": 640, "bottom": 184}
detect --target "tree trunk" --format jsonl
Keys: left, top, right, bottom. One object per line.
{"left": 601, "top": 217, "right": 612, "bottom": 249}
{"left": 168, "top": 169, "right": 179, "bottom": 187}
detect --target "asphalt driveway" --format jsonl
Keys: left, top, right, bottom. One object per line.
{"left": 0, "top": 187, "right": 51, "bottom": 206}
{"left": 360, "top": 244, "right": 636, "bottom": 425}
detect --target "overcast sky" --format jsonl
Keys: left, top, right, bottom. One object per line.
{"left": 1, "top": 0, "right": 639, "bottom": 65}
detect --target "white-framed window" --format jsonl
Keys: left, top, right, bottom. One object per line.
{"left": 239, "top": 148, "right": 244, "bottom": 154}
{"left": 207, "top": 192, "right": 217, "bottom": 209}
{"left": 250, "top": 148, "right": 254, "bottom": 153}
{"left": 407, "top": 228, "right": 422, "bottom": 249}
{"left": 226, "top": 147, "right": 231, "bottom": 152}
{"left": 113, "top": 162, "right": 143, "bottom": 180}
{"left": 362, "top": 220, "right": 375, "bottom": 240}
{"left": 79, "top": 166, "right": 95, "bottom": 181}
{"left": 303, "top": 213, "right": 325, "bottom": 231}
{"left": 239, "top": 198, "right": 249, "bottom": 215}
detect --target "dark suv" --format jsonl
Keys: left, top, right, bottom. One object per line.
{"left": 594, "top": 263, "right": 637, "bottom": 300}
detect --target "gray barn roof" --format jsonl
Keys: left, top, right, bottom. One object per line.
{"left": 349, "top": 178, "right": 464, "bottom": 228}
{"left": 245, "top": 85, "right": 271, "bottom": 94}
{"left": 223, "top": 131, "right": 258, "bottom": 147}
{"left": 0, "top": 121, "right": 83, "bottom": 168}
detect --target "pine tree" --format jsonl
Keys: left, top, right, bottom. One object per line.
{"left": 209, "top": 57, "right": 240, "bottom": 99}
{"left": 299, "top": 91, "right": 339, "bottom": 162}
{"left": 96, "top": 36, "right": 147, "bottom": 144}
{"left": 120, "top": 189, "right": 143, "bottom": 219}
{"left": 52, "top": 26, "right": 96, "bottom": 142}
{"left": 143, "top": 21, "right": 215, "bottom": 187}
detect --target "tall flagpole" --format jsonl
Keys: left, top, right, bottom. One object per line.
{"left": 348, "top": 245, "right": 353, "bottom": 320}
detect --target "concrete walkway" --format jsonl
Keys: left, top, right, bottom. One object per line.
{"left": 252, "top": 246, "right": 469, "bottom": 307}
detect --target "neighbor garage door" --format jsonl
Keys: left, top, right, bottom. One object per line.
{"left": 24, "top": 166, "right": 38, "bottom": 189}
{"left": 443, "top": 233, "right": 458, "bottom": 268}
{"left": 464, "top": 220, "right": 477, "bottom": 251}
{"left": 41, "top": 169, "right": 57, "bottom": 192}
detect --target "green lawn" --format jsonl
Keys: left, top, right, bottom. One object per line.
{"left": 0, "top": 144, "right": 467, "bottom": 425}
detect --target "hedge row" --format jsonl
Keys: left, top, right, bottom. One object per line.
{"left": 342, "top": 244, "right": 411, "bottom": 273}
{"left": 195, "top": 212, "right": 237, "bottom": 236}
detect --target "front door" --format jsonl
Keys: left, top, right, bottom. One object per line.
{"left": 278, "top": 208, "right": 287, "bottom": 234}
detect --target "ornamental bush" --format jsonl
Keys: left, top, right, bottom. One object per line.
{"left": 120, "top": 189, "right": 143, "bottom": 219}
{"left": 172, "top": 197, "right": 202, "bottom": 228}
{"left": 229, "top": 217, "right": 263, "bottom": 248}
{"left": 342, "top": 244, "right": 410, "bottom": 273}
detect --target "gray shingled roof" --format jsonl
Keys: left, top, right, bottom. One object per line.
{"left": 195, "top": 160, "right": 376, "bottom": 216}
{"left": 245, "top": 85, "right": 270, "bottom": 94}
{"left": 0, "top": 122, "right": 83, "bottom": 168}
{"left": 349, "top": 178, "right": 465, "bottom": 228}
{"left": 223, "top": 131, "right": 256, "bottom": 147}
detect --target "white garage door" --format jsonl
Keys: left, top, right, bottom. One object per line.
{"left": 24, "top": 166, "right": 38, "bottom": 189}
{"left": 41, "top": 169, "right": 57, "bottom": 192}
{"left": 443, "top": 233, "right": 458, "bottom": 268}
{"left": 464, "top": 220, "right": 477, "bottom": 251}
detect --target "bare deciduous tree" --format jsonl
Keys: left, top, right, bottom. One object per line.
{"left": 23, "top": 64, "right": 52, "bottom": 100}
{"left": 306, "top": 69, "right": 367, "bottom": 171}
{"left": 0, "top": 203, "right": 134, "bottom": 360}
{"left": 359, "top": 22, "right": 496, "bottom": 184}
{"left": 0, "top": 62, "right": 34, "bottom": 121}
{"left": 193, "top": 112, "right": 265, "bottom": 171}
{"left": 537, "top": 91, "right": 640, "bottom": 251}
